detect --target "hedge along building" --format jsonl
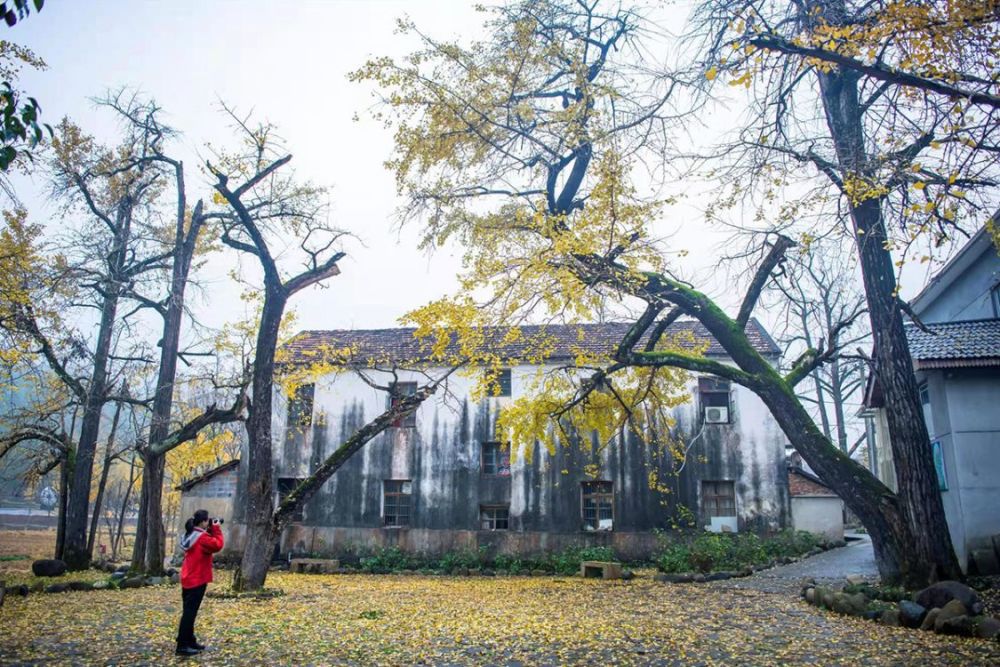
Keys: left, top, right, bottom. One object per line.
{"left": 211, "top": 321, "right": 791, "bottom": 560}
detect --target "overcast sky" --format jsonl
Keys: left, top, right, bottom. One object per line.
{"left": 7, "top": 0, "right": 948, "bottom": 341}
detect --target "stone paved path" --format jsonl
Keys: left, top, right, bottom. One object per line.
{"left": 717, "top": 533, "right": 878, "bottom": 594}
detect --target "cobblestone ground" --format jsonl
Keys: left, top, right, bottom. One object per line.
{"left": 2, "top": 567, "right": 998, "bottom": 666}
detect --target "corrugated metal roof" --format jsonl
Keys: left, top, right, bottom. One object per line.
{"left": 281, "top": 319, "right": 781, "bottom": 366}
{"left": 905, "top": 319, "right": 1000, "bottom": 366}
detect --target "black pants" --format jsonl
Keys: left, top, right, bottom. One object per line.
{"left": 176, "top": 584, "right": 207, "bottom": 648}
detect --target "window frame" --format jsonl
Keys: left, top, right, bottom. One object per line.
{"left": 389, "top": 382, "right": 418, "bottom": 428}
{"left": 991, "top": 282, "right": 1000, "bottom": 317}
{"left": 479, "top": 504, "right": 510, "bottom": 531}
{"left": 495, "top": 368, "right": 512, "bottom": 397}
{"left": 382, "top": 479, "right": 412, "bottom": 528}
{"left": 701, "top": 480, "right": 736, "bottom": 518}
{"left": 480, "top": 441, "right": 511, "bottom": 477}
{"left": 698, "top": 377, "right": 732, "bottom": 424}
{"left": 581, "top": 480, "right": 614, "bottom": 532}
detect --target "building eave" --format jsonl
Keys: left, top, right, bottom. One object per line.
{"left": 176, "top": 459, "right": 240, "bottom": 492}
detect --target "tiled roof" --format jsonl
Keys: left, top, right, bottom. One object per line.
{"left": 281, "top": 319, "right": 781, "bottom": 366}
{"left": 905, "top": 319, "right": 1000, "bottom": 368}
{"left": 176, "top": 460, "right": 240, "bottom": 492}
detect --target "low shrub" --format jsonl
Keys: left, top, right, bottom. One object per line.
{"left": 528, "top": 545, "right": 613, "bottom": 575}
{"left": 439, "top": 546, "right": 488, "bottom": 573}
{"left": 656, "top": 530, "right": 822, "bottom": 574}
{"left": 360, "top": 546, "right": 414, "bottom": 573}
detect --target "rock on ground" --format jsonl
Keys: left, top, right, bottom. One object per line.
{"left": 915, "top": 581, "right": 983, "bottom": 615}
{"left": 31, "top": 559, "right": 67, "bottom": 577}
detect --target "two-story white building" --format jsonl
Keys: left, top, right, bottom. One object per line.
{"left": 197, "top": 321, "right": 794, "bottom": 560}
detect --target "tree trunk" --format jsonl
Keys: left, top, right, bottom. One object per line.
{"left": 756, "top": 378, "right": 916, "bottom": 584}
{"left": 829, "top": 358, "right": 850, "bottom": 453}
{"left": 54, "top": 456, "right": 70, "bottom": 560}
{"left": 233, "top": 522, "right": 279, "bottom": 592}
{"left": 134, "top": 197, "right": 202, "bottom": 575}
{"left": 62, "top": 288, "right": 119, "bottom": 570}
{"left": 136, "top": 454, "right": 166, "bottom": 573}
{"left": 114, "top": 458, "right": 138, "bottom": 561}
{"left": 806, "top": 0, "right": 961, "bottom": 582}
{"left": 130, "top": 460, "right": 148, "bottom": 571}
{"left": 233, "top": 289, "right": 286, "bottom": 592}
{"left": 88, "top": 396, "right": 124, "bottom": 557}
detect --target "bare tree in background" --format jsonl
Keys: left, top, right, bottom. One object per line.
{"left": 772, "top": 240, "right": 869, "bottom": 456}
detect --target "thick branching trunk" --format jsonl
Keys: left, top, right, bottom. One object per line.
{"left": 54, "top": 456, "right": 70, "bottom": 559}
{"left": 237, "top": 382, "right": 439, "bottom": 591}
{"left": 806, "top": 0, "right": 961, "bottom": 582}
{"left": 133, "top": 198, "right": 203, "bottom": 576}
{"left": 63, "top": 289, "right": 120, "bottom": 570}
{"left": 88, "top": 397, "right": 123, "bottom": 557}
{"left": 606, "top": 260, "right": 944, "bottom": 586}
{"left": 756, "top": 381, "right": 910, "bottom": 580}
{"left": 233, "top": 289, "right": 285, "bottom": 592}
{"left": 133, "top": 455, "right": 165, "bottom": 572}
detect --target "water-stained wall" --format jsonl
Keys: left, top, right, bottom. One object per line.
{"left": 231, "top": 364, "right": 790, "bottom": 559}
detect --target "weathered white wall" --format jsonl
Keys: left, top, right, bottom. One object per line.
{"left": 224, "top": 359, "right": 792, "bottom": 557}
{"left": 791, "top": 496, "right": 844, "bottom": 541}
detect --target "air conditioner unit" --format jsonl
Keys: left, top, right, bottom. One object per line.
{"left": 705, "top": 406, "right": 729, "bottom": 424}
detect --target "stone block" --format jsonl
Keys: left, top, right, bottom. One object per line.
{"left": 920, "top": 608, "right": 940, "bottom": 631}
{"left": 580, "top": 561, "right": 623, "bottom": 580}
{"left": 289, "top": 558, "right": 340, "bottom": 574}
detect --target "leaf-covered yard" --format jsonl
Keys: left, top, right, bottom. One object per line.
{"left": 3, "top": 567, "right": 1000, "bottom": 666}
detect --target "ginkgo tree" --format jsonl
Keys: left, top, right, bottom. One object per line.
{"left": 205, "top": 109, "right": 460, "bottom": 591}
{"left": 687, "top": 0, "right": 1000, "bottom": 582}
{"left": 355, "top": 0, "right": 958, "bottom": 586}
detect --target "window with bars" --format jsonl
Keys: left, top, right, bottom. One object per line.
{"left": 390, "top": 382, "right": 418, "bottom": 428}
{"left": 277, "top": 477, "right": 305, "bottom": 522}
{"left": 481, "top": 441, "right": 511, "bottom": 476}
{"left": 286, "top": 383, "right": 315, "bottom": 431}
{"left": 479, "top": 505, "right": 509, "bottom": 531}
{"left": 383, "top": 480, "right": 411, "bottom": 527}
{"left": 701, "top": 480, "right": 736, "bottom": 518}
{"left": 581, "top": 481, "right": 613, "bottom": 531}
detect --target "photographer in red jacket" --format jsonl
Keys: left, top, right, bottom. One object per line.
{"left": 175, "top": 509, "right": 223, "bottom": 656}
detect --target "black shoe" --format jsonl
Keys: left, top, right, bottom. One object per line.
{"left": 191, "top": 642, "right": 206, "bottom": 651}
{"left": 176, "top": 645, "right": 200, "bottom": 656}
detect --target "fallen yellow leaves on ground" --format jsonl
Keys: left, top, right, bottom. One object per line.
{"left": 2, "top": 570, "right": 999, "bottom": 666}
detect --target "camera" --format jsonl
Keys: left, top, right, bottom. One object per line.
{"left": 211, "top": 517, "right": 224, "bottom": 525}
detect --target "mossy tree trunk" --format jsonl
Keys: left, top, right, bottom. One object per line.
{"left": 803, "top": 0, "right": 961, "bottom": 583}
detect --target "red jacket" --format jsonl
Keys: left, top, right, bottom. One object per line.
{"left": 180, "top": 523, "right": 223, "bottom": 589}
